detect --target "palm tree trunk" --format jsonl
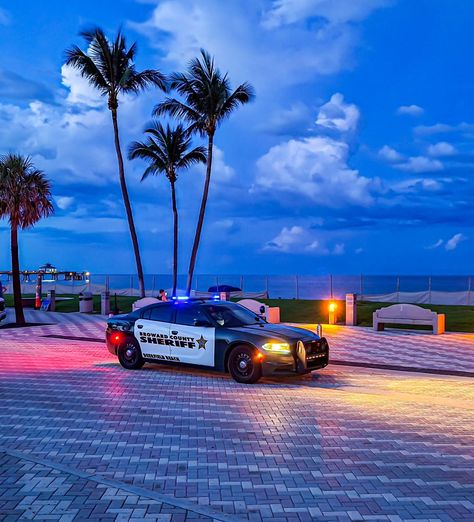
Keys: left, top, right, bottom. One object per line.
{"left": 10, "top": 223, "right": 25, "bottom": 325}
{"left": 170, "top": 179, "right": 178, "bottom": 297}
{"left": 110, "top": 108, "right": 145, "bottom": 298}
{"left": 186, "top": 133, "right": 214, "bottom": 295}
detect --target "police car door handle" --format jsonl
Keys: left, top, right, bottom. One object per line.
{"left": 171, "top": 330, "right": 178, "bottom": 335}
{"left": 137, "top": 324, "right": 143, "bottom": 329}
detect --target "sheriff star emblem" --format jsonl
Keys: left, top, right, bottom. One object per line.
{"left": 196, "top": 335, "right": 208, "bottom": 349}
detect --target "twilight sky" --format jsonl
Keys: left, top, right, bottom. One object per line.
{"left": 0, "top": 0, "right": 472, "bottom": 275}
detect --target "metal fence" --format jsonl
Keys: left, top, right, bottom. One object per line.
{"left": 2, "top": 274, "right": 474, "bottom": 305}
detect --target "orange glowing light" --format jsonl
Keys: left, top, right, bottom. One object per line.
{"left": 255, "top": 352, "right": 264, "bottom": 361}
{"left": 329, "top": 302, "right": 337, "bottom": 312}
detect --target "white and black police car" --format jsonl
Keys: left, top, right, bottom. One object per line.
{"left": 106, "top": 298, "right": 329, "bottom": 384}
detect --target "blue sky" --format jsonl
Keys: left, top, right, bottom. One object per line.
{"left": 0, "top": 0, "right": 473, "bottom": 276}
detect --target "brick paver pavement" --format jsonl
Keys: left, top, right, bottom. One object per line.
{"left": 3, "top": 309, "right": 474, "bottom": 373}
{"left": 1, "top": 314, "right": 473, "bottom": 521}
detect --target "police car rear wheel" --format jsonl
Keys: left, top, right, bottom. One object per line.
{"left": 228, "top": 345, "right": 262, "bottom": 384}
{"left": 118, "top": 339, "right": 144, "bottom": 370}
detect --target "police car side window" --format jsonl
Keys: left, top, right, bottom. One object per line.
{"left": 143, "top": 305, "right": 173, "bottom": 323}
{"left": 175, "top": 305, "right": 208, "bottom": 326}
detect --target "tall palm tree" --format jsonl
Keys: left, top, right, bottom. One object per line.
{"left": 65, "top": 27, "right": 167, "bottom": 297}
{"left": 128, "top": 123, "right": 207, "bottom": 296}
{"left": 0, "top": 154, "right": 54, "bottom": 325}
{"left": 154, "top": 50, "right": 254, "bottom": 295}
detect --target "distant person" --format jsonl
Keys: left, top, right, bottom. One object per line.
{"left": 158, "top": 289, "right": 167, "bottom": 301}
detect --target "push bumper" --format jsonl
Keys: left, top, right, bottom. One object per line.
{"left": 261, "top": 337, "right": 329, "bottom": 376}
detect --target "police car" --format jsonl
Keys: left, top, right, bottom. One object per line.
{"left": 106, "top": 298, "right": 329, "bottom": 384}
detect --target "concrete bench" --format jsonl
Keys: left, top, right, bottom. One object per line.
{"left": 237, "top": 299, "right": 280, "bottom": 324}
{"left": 373, "top": 303, "right": 445, "bottom": 334}
{"left": 132, "top": 297, "right": 160, "bottom": 311}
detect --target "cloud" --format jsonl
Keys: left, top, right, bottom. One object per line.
{"left": 264, "top": 225, "right": 305, "bottom": 252}
{"left": 427, "top": 141, "right": 457, "bottom": 157}
{"left": 397, "top": 104, "right": 424, "bottom": 116}
{"left": 445, "top": 233, "right": 466, "bottom": 251}
{"left": 256, "top": 135, "right": 374, "bottom": 206}
{"left": 426, "top": 234, "right": 466, "bottom": 251}
{"left": 61, "top": 65, "right": 103, "bottom": 108}
{"left": 392, "top": 178, "right": 442, "bottom": 193}
{"left": 315, "top": 93, "right": 359, "bottom": 134}
{"left": 396, "top": 156, "right": 444, "bottom": 173}
{"left": 211, "top": 146, "right": 235, "bottom": 182}
{"left": 263, "top": 225, "right": 345, "bottom": 255}
{"left": 426, "top": 239, "right": 444, "bottom": 250}
{"left": 254, "top": 93, "right": 377, "bottom": 207}
{"left": 54, "top": 196, "right": 75, "bottom": 210}
{"left": 0, "top": 69, "right": 54, "bottom": 103}
{"left": 259, "top": 102, "right": 311, "bottom": 134}
{"left": 378, "top": 145, "right": 404, "bottom": 162}
{"left": 262, "top": 0, "right": 392, "bottom": 28}
{"left": 0, "top": 66, "right": 154, "bottom": 186}
{"left": 132, "top": 0, "right": 390, "bottom": 91}
{"left": 414, "top": 122, "right": 474, "bottom": 136}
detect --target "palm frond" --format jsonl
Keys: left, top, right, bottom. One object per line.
{"left": 65, "top": 26, "right": 166, "bottom": 106}
{"left": 128, "top": 121, "right": 207, "bottom": 183}
{"left": 65, "top": 46, "right": 109, "bottom": 94}
{"left": 0, "top": 154, "right": 54, "bottom": 229}
{"left": 218, "top": 81, "right": 255, "bottom": 120}
{"left": 153, "top": 98, "right": 204, "bottom": 127}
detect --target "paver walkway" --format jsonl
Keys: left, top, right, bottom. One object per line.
{"left": 3, "top": 309, "right": 474, "bottom": 374}
{"left": 0, "top": 312, "right": 473, "bottom": 521}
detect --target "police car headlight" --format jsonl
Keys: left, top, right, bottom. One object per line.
{"left": 262, "top": 342, "right": 291, "bottom": 354}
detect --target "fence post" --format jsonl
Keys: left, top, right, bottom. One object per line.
{"left": 240, "top": 275, "right": 244, "bottom": 291}
{"left": 151, "top": 275, "right": 156, "bottom": 296}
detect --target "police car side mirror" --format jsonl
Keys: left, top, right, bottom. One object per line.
{"left": 194, "top": 319, "right": 212, "bottom": 327}
{"left": 259, "top": 305, "right": 265, "bottom": 314}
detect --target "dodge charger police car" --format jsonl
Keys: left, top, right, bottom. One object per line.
{"left": 106, "top": 299, "right": 329, "bottom": 384}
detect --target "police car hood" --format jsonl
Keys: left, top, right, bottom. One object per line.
{"left": 229, "top": 322, "right": 319, "bottom": 341}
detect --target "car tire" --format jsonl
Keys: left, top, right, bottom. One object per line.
{"left": 228, "top": 345, "right": 262, "bottom": 384}
{"left": 118, "top": 338, "right": 145, "bottom": 370}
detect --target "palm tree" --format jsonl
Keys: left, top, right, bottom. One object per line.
{"left": 128, "top": 123, "right": 206, "bottom": 296}
{"left": 154, "top": 50, "right": 254, "bottom": 295}
{"left": 65, "top": 27, "right": 167, "bottom": 298}
{"left": 0, "top": 154, "right": 54, "bottom": 325}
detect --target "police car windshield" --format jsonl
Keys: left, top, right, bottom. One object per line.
{"left": 202, "top": 303, "right": 262, "bottom": 327}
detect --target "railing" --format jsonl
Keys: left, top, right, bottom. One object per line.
{"left": 1, "top": 274, "right": 473, "bottom": 305}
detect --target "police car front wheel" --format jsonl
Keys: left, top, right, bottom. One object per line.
{"left": 228, "top": 345, "right": 262, "bottom": 384}
{"left": 118, "top": 339, "right": 145, "bottom": 370}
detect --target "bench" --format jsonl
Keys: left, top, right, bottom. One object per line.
{"left": 373, "top": 304, "right": 445, "bottom": 334}
{"left": 237, "top": 299, "right": 280, "bottom": 324}
{"left": 132, "top": 297, "right": 160, "bottom": 311}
